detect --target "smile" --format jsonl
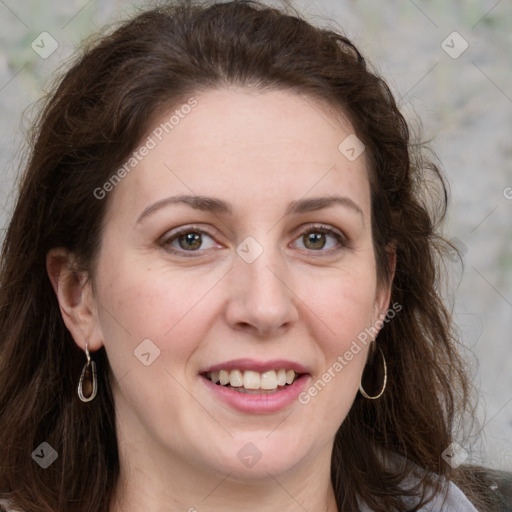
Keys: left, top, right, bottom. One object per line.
{"left": 199, "top": 360, "right": 311, "bottom": 413}
{"left": 203, "top": 369, "right": 301, "bottom": 393}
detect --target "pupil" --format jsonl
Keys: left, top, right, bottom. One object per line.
{"left": 305, "top": 232, "right": 325, "bottom": 250}
{"left": 179, "top": 232, "right": 201, "bottom": 250}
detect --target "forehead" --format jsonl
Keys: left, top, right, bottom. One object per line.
{"left": 106, "top": 87, "right": 370, "bottom": 221}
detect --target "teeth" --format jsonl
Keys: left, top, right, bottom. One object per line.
{"left": 219, "top": 370, "right": 230, "bottom": 385}
{"left": 206, "top": 369, "right": 299, "bottom": 390}
{"left": 260, "top": 370, "right": 277, "bottom": 390}
{"left": 230, "top": 369, "right": 243, "bottom": 387}
{"left": 243, "top": 370, "right": 261, "bottom": 389}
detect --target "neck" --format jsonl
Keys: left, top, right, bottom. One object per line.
{"left": 111, "top": 470, "right": 338, "bottom": 512}
{"left": 110, "top": 430, "right": 338, "bottom": 512}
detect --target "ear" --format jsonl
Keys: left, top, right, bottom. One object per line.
{"left": 46, "top": 248, "right": 104, "bottom": 352}
{"left": 373, "top": 242, "right": 397, "bottom": 329}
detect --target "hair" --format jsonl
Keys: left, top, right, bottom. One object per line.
{"left": 0, "top": 1, "right": 488, "bottom": 511}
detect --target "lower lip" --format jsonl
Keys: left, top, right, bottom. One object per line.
{"left": 200, "top": 374, "right": 310, "bottom": 414}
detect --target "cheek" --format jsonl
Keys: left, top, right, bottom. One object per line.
{"left": 294, "top": 264, "right": 377, "bottom": 415}
{"left": 94, "top": 253, "right": 225, "bottom": 374}
{"left": 93, "top": 257, "right": 225, "bottom": 437}
{"left": 301, "top": 265, "right": 378, "bottom": 346}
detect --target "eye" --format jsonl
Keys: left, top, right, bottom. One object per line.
{"left": 160, "top": 223, "right": 348, "bottom": 257}
{"left": 161, "top": 226, "right": 220, "bottom": 255}
{"left": 291, "top": 224, "right": 346, "bottom": 252}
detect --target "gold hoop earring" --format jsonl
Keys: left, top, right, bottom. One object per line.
{"left": 359, "top": 341, "right": 387, "bottom": 400}
{"left": 78, "top": 343, "right": 97, "bottom": 402}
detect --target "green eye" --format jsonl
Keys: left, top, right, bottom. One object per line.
{"left": 293, "top": 225, "right": 345, "bottom": 252}
{"left": 302, "top": 232, "right": 328, "bottom": 250}
{"left": 162, "top": 227, "right": 218, "bottom": 255}
{"left": 161, "top": 223, "right": 348, "bottom": 258}
{"left": 176, "top": 232, "right": 203, "bottom": 251}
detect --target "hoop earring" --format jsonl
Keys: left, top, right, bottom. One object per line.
{"left": 359, "top": 341, "right": 387, "bottom": 400}
{"left": 78, "top": 343, "right": 97, "bottom": 402}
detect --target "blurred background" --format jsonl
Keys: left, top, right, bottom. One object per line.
{"left": 1, "top": 0, "right": 511, "bottom": 471}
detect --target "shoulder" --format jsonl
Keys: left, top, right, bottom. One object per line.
{"left": 424, "top": 481, "right": 479, "bottom": 511}
{"left": 359, "top": 481, "right": 478, "bottom": 511}
{"left": 356, "top": 457, "right": 480, "bottom": 512}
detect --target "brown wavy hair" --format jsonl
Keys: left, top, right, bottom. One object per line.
{"left": 0, "top": 1, "right": 485, "bottom": 511}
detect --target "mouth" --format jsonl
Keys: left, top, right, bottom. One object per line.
{"left": 199, "top": 359, "right": 311, "bottom": 412}
{"left": 202, "top": 368, "right": 303, "bottom": 394}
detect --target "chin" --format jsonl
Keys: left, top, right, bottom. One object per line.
{"left": 203, "top": 433, "right": 310, "bottom": 480}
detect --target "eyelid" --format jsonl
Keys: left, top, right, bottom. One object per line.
{"left": 159, "top": 222, "right": 350, "bottom": 257}
{"left": 290, "top": 223, "right": 350, "bottom": 251}
{"left": 162, "top": 223, "right": 217, "bottom": 240}
{"left": 159, "top": 224, "right": 223, "bottom": 256}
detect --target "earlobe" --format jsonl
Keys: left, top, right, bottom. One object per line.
{"left": 46, "top": 248, "right": 103, "bottom": 352}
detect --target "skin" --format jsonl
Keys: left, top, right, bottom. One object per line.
{"left": 47, "top": 87, "right": 394, "bottom": 512}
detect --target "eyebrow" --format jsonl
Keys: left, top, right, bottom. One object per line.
{"left": 136, "top": 194, "right": 364, "bottom": 224}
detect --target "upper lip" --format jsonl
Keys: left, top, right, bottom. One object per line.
{"left": 201, "top": 358, "right": 310, "bottom": 374}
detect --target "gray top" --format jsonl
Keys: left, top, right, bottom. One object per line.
{"left": 359, "top": 481, "right": 478, "bottom": 512}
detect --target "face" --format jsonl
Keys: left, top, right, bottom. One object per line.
{"left": 84, "top": 87, "right": 391, "bottom": 480}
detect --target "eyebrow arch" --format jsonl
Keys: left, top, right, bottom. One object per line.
{"left": 136, "top": 195, "right": 232, "bottom": 224}
{"left": 285, "top": 196, "right": 363, "bottom": 219}
{"left": 136, "top": 194, "right": 363, "bottom": 224}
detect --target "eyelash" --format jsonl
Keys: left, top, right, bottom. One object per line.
{"left": 160, "top": 223, "right": 349, "bottom": 257}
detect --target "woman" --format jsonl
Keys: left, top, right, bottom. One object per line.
{"left": 0, "top": 1, "right": 498, "bottom": 510}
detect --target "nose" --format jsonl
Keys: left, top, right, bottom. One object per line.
{"left": 224, "top": 242, "right": 299, "bottom": 337}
